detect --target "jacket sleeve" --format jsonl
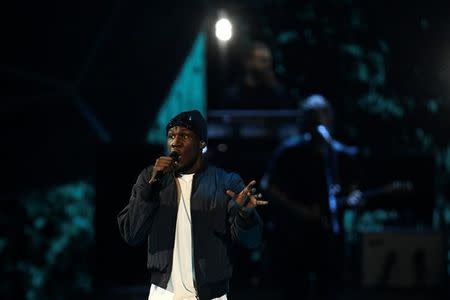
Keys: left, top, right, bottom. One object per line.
{"left": 227, "top": 173, "right": 263, "bottom": 249}
{"left": 117, "top": 166, "right": 160, "bottom": 246}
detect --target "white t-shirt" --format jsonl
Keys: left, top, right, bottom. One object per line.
{"left": 167, "top": 173, "right": 196, "bottom": 299}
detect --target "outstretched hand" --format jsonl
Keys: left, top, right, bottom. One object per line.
{"left": 226, "top": 180, "right": 268, "bottom": 209}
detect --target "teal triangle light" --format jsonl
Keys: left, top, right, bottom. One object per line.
{"left": 146, "top": 32, "right": 207, "bottom": 145}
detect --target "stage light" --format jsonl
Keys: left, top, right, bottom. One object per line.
{"left": 215, "top": 18, "right": 232, "bottom": 42}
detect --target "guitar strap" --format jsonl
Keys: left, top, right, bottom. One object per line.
{"left": 324, "top": 146, "right": 340, "bottom": 234}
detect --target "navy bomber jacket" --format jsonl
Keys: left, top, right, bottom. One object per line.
{"left": 117, "top": 162, "right": 263, "bottom": 299}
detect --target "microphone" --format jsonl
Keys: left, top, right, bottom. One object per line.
{"left": 317, "top": 125, "right": 332, "bottom": 144}
{"left": 149, "top": 151, "right": 179, "bottom": 183}
{"left": 169, "top": 151, "right": 180, "bottom": 162}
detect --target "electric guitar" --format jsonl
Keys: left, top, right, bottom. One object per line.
{"left": 268, "top": 181, "right": 414, "bottom": 231}
{"left": 334, "top": 180, "right": 414, "bottom": 208}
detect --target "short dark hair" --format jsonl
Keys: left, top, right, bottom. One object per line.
{"left": 298, "top": 94, "right": 333, "bottom": 131}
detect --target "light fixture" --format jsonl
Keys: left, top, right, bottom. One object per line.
{"left": 215, "top": 18, "right": 232, "bottom": 42}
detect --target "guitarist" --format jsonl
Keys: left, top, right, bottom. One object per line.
{"left": 261, "top": 94, "right": 360, "bottom": 300}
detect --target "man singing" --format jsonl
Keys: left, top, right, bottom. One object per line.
{"left": 117, "top": 110, "right": 266, "bottom": 300}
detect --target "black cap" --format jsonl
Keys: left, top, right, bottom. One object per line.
{"left": 166, "top": 110, "right": 208, "bottom": 142}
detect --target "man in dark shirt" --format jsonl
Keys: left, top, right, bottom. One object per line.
{"left": 262, "top": 95, "right": 359, "bottom": 299}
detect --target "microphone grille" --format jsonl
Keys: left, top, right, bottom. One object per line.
{"left": 169, "top": 151, "right": 179, "bottom": 162}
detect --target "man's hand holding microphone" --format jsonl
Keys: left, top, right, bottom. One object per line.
{"left": 149, "top": 152, "right": 179, "bottom": 184}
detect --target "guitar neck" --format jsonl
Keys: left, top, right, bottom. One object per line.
{"left": 336, "top": 181, "right": 412, "bottom": 207}
{"left": 335, "top": 186, "right": 388, "bottom": 207}
{"left": 362, "top": 186, "right": 388, "bottom": 199}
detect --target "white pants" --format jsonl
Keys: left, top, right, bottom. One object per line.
{"left": 148, "top": 284, "right": 227, "bottom": 300}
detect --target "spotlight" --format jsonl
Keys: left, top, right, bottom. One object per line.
{"left": 215, "top": 18, "right": 232, "bottom": 42}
